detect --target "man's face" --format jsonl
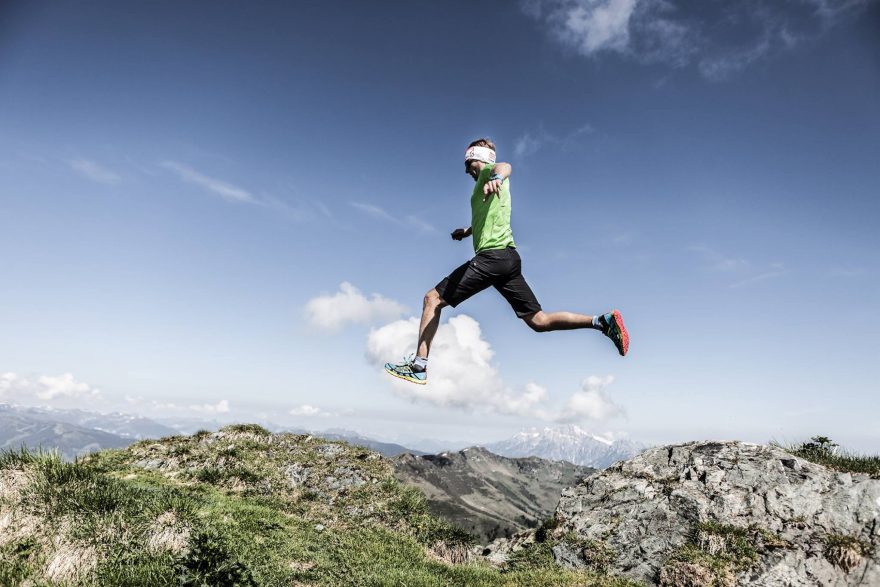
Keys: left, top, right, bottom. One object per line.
{"left": 465, "top": 159, "right": 481, "bottom": 180}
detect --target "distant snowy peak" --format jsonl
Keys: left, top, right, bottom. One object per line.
{"left": 485, "top": 425, "right": 646, "bottom": 469}
{"left": 511, "top": 424, "right": 614, "bottom": 446}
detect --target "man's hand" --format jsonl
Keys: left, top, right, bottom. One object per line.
{"left": 481, "top": 163, "right": 511, "bottom": 202}
{"left": 451, "top": 227, "right": 472, "bottom": 241}
{"left": 482, "top": 179, "right": 503, "bottom": 201}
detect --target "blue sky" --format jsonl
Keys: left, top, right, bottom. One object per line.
{"left": 1, "top": 0, "right": 878, "bottom": 450}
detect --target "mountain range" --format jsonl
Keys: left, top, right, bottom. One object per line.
{"left": 484, "top": 424, "right": 645, "bottom": 468}
{"left": 393, "top": 446, "right": 593, "bottom": 542}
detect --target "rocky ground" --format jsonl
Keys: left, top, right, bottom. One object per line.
{"left": 484, "top": 441, "right": 879, "bottom": 586}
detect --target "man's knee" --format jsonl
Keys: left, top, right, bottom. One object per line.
{"left": 424, "top": 288, "right": 448, "bottom": 309}
{"left": 522, "top": 310, "right": 549, "bottom": 332}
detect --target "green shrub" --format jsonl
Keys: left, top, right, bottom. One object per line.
{"left": 175, "top": 528, "right": 257, "bottom": 586}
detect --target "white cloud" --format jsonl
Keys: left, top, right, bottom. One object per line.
{"left": 728, "top": 268, "right": 786, "bottom": 289}
{"left": 688, "top": 244, "right": 750, "bottom": 272}
{"left": 557, "top": 375, "right": 624, "bottom": 422}
{"left": 36, "top": 373, "right": 101, "bottom": 400}
{"left": 289, "top": 404, "right": 335, "bottom": 417}
{"left": 513, "top": 123, "right": 594, "bottom": 159}
{"left": 366, "top": 315, "right": 546, "bottom": 416}
{"left": 69, "top": 159, "right": 121, "bottom": 185}
{"left": 151, "top": 399, "right": 230, "bottom": 414}
{"left": 190, "top": 399, "right": 230, "bottom": 414}
{"left": 689, "top": 245, "right": 787, "bottom": 288}
{"left": 523, "top": 0, "right": 692, "bottom": 62}
{"left": 350, "top": 201, "right": 398, "bottom": 223}
{"left": 514, "top": 131, "right": 550, "bottom": 158}
{"left": 161, "top": 161, "right": 256, "bottom": 204}
{"left": 521, "top": 0, "right": 870, "bottom": 79}
{"left": 0, "top": 372, "right": 101, "bottom": 404}
{"left": 305, "top": 282, "right": 408, "bottom": 333}
{"left": 350, "top": 202, "right": 437, "bottom": 234}
{"left": 365, "top": 314, "right": 623, "bottom": 422}
{"left": 556, "top": 0, "right": 638, "bottom": 54}
{"left": 405, "top": 214, "right": 438, "bottom": 233}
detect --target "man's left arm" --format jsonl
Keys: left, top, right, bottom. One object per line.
{"left": 482, "top": 162, "right": 512, "bottom": 199}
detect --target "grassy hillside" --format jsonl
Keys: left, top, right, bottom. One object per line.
{"left": 0, "top": 424, "right": 640, "bottom": 586}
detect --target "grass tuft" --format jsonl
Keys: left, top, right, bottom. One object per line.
{"left": 772, "top": 436, "right": 880, "bottom": 478}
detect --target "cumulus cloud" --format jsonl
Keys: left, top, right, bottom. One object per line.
{"left": 557, "top": 375, "right": 624, "bottom": 422}
{"left": 366, "top": 314, "right": 622, "bottom": 422}
{"left": 305, "top": 282, "right": 408, "bottom": 333}
{"left": 0, "top": 372, "right": 102, "bottom": 405}
{"left": 521, "top": 0, "right": 870, "bottom": 79}
{"left": 69, "top": 159, "right": 121, "bottom": 185}
{"left": 36, "top": 373, "right": 101, "bottom": 400}
{"left": 161, "top": 161, "right": 256, "bottom": 204}
{"left": 289, "top": 404, "right": 335, "bottom": 417}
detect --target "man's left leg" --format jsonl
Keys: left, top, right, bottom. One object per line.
{"left": 520, "top": 310, "right": 599, "bottom": 331}
{"left": 522, "top": 309, "right": 629, "bottom": 356}
{"left": 494, "top": 250, "right": 629, "bottom": 356}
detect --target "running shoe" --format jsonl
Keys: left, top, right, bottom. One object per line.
{"left": 384, "top": 353, "right": 427, "bottom": 385}
{"left": 600, "top": 310, "right": 629, "bottom": 356}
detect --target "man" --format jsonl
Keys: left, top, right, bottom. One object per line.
{"left": 385, "top": 138, "right": 629, "bottom": 385}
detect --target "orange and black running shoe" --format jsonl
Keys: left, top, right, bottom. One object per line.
{"left": 599, "top": 310, "right": 629, "bottom": 356}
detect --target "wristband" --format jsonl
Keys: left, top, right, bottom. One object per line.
{"left": 489, "top": 173, "right": 504, "bottom": 182}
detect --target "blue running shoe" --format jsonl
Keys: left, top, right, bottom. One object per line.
{"left": 384, "top": 353, "right": 427, "bottom": 385}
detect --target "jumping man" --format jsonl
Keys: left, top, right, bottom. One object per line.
{"left": 384, "top": 138, "right": 629, "bottom": 385}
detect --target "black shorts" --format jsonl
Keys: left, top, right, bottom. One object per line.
{"left": 434, "top": 246, "right": 542, "bottom": 318}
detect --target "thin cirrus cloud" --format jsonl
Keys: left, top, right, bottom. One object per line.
{"left": 688, "top": 244, "right": 750, "bottom": 272}
{"left": 728, "top": 263, "right": 787, "bottom": 289}
{"left": 69, "top": 158, "right": 122, "bottom": 185}
{"left": 151, "top": 399, "right": 231, "bottom": 414}
{"left": 365, "top": 313, "right": 624, "bottom": 423}
{"left": 304, "top": 282, "right": 409, "bottom": 333}
{"left": 350, "top": 201, "right": 437, "bottom": 233}
{"left": 520, "top": 0, "right": 871, "bottom": 79}
{"left": 513, "top": 123, "right": 594, "bottom": 159}
{"left": 161, "top": 161, "right": 256, "bottom": 204}
{"left": 689, "top": 245, "right": 787, "bottom": 288}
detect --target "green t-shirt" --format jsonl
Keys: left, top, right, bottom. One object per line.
{"left": 470, "top": 164, "right": 515, "bottom": 253}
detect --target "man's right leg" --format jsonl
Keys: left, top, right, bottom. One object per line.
{"left": 385, "top": 257, "right": 493, "bottom": 384}
{"left": 416, "top": 288, "right": 448, "bottom": 360}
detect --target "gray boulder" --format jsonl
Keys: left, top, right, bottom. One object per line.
{"left": 553, "top": 441, "right": 879, "bottom": 586}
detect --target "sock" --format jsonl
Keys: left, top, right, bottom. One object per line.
{"left": 592, "top": 315, "right": 604, "bottom": 329}
{"left": 413, "top": 355, "right": 428, "bottom": 372}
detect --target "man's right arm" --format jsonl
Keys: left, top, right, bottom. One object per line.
{"left": 451, "top": 226, "right": 472, "bottom": 241}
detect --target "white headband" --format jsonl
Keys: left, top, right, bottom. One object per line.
{"left": 464, "top": 145, "right": 496, "bottom": 165}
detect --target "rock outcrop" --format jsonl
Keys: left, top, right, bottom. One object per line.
{"left": 552, "top": 441, "right": 879, "bottom": 586}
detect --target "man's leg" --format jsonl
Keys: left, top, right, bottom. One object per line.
{"left": 495, "top": 249, "right": 629, "bottom": 355}
{"left": 521, "top": 310, "right": 599, "bottom": 332}
{"left": 417, "top": 288, "right": 448, "bottom": 358}
{"left": 522, "top": 309, "right": 629, "bottom": 356}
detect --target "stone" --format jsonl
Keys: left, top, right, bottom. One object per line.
{"left": 553, "top": 441, "right": 879, "bottom": 586}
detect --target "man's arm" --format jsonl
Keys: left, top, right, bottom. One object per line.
{"left": 483, "top": 162, "right": 512, "bottom": 198}
{"left": 451, "top": 226, "right": 472, "bottom": 241}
